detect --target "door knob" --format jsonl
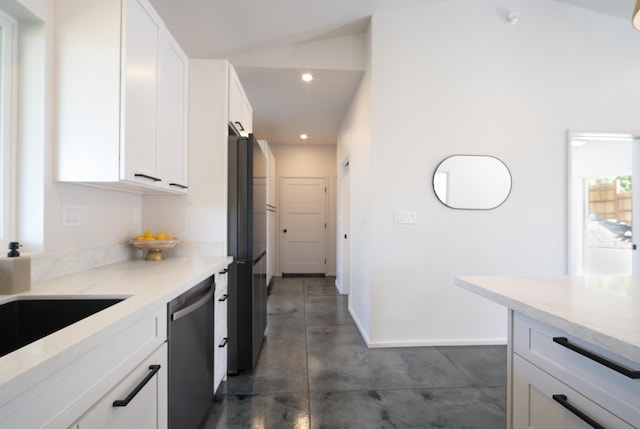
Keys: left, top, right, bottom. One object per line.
{"left": 283, "top": 229, "right": 287, "bottom": 233}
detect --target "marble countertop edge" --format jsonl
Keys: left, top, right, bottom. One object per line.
{"left": 0, "top": 255, "right": 233, "bottom": 407}
{"left": 454, "top": 276, "right": 640, "bottom": 365}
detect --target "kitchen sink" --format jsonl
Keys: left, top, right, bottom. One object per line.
{"left": 0, "top": 297, "right": 126, "bottom": 358}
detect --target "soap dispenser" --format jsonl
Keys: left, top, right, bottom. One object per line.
{"left": 0, "top": 241, "right": 31, "bottom": 294}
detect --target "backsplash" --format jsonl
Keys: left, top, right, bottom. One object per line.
{"left": 154, "top": 240, "right": 225, "bottom": 259}
{"left": 31, "top": 243, "right": 136, "bottom": 282}
{"left": 31, "top": 241, "right": 226, "bottom": 282}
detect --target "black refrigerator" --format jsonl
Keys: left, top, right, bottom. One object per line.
{"left": 227, "top": 132, "right": 267, "bottom": 373}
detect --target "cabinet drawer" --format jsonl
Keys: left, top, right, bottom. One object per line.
{"left": 214, "top": 332, "right": 228, "bottom": 394}
{"left": 513, "top": 312, "right": 640, "bottom": 425}
{"left": 215, "top": 290, "right": 228, "bottom": 338}
{"left": 216, "top": 268, "right": 228, "bottom": 291}
{"left": 513, "top": 354, "right": 635, "bottom": 428}
{"left": 73, "top": 342, "right": 167, "bottom": 429}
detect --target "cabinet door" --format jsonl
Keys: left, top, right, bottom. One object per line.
{"left": 214, "top": 270, "right": 229, "bottom": 392}
{"left": 122, "top": 0, "right": 161, "bottom": 184}
{"left": 157, "top": 31, "right": 189, "bottom": 193}
{"left": 229, "top": 65, "right": 250, "bottom": 136}
{"left": 513, "top": 355, "right": 633, "bottom": 429}
{"left": 241, "top": 95, "right": 253, "bottom": 135}
{"left": 75, "top": 343, "right": 168, "bottom": 429}
{"left": 267, "top": 148, "right": 276, "bottom": 207}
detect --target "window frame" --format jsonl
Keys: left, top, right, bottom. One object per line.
{"left": 0, "top": 8, "right": 17, "bottom": 252}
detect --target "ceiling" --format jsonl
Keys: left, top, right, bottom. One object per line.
{"left": 149, "top": 0, "right": 636, "bottom": 146}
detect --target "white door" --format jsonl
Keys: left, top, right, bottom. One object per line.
{"left": 280, "top": 177, "right": 327, "bottom": 274}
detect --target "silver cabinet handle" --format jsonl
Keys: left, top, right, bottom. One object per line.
{"left": 171, "top": 286, "right": 213, "bottom": 322}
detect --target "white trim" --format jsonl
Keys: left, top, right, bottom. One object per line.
{"left": 567, "top": 130, "right": 640, "bottom": 275}
{"left": 367, "top": 338, "right": 508, "bottom": 348}
{"left": 0, "top": 9, "right": 17, "bottom": 251}
{"left": 349, "top": 305, "right": 370, "bottom": 346}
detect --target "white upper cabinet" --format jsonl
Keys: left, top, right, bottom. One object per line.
{"left": 55, "top": 0, "right": 189, "bottom": 194}
{"left": 228, "top": 65, "right": 253, "bottom": 136}
{"left": 121, "top": 0, "right": 160, "bottom": 185}
{"left": 157, "top": 32, "right": 189, "bottom": 192}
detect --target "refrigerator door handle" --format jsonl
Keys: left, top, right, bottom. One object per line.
{"left": 252, "top": 251, "right": 267, "bottom": 265}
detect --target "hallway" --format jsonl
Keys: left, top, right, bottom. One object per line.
{"left": 200, "top": 276, "right": 507, "bottom": 428}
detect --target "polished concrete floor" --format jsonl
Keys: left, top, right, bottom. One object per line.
{"left": 200, "top": 276, "right": 507, "bottom": 429}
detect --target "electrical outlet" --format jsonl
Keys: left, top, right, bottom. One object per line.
{"left": 63, "top": 205, "right": 88, "bottom": 226}
{"left": 394, "top": 210, "right": 417, "bottom": 225}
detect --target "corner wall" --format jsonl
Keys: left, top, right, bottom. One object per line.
{"left": 336, "top": 23, "right": 372, "bottom": 341}
{"left": 355, "top": 0, "right": 640, "bottom": 346}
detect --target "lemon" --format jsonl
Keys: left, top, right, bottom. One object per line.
{"left": 143, "top": 230, "right": 154, "bottom": 238}
{"left": 165, "top": 234, "right": 174, "bottom": 240}
{"left": 155, "top": 232, "right": 166, "bottom": 240}
{"left": 135, "top": 235, "right": 145, "bottom": 241}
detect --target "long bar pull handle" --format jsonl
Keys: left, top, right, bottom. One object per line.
{"left": 552, "top": 395, "right": 606, "bottom": 429}
{"left": 113, "top": 365, "right": 161, "bottom": 407}
{"left": 169, "top": 183, "right": 188, "bottom": 189}
{"left": 219, "top": 337, "right": 228, "bottom": 348}
{"left": 218, "top": 294, "right": 228, "bottom": 302}
{"left": 171, "top": 286, "right": 214, "bottom": 322}
{"left": 553, "top": 337, "right": 640, "bottom": 379}
{"left": 134, "top": 173, "right": 161, "bottom": 182}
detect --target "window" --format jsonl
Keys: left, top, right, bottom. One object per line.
{"left": 0, "top": 9, "right": 16, "bottom": 252}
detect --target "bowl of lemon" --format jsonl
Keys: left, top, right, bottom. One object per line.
{"left": 130, "top": 231, "right": 179, "bottom": 261}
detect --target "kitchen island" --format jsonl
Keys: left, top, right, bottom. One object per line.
{"left": 0, "top": 255, "right": 231, "bottom": 428}
{"left": 456, "top": 276, "right": 640, "bottom": 428}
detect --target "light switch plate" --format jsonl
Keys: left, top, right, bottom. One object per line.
{"left": 63, "top": 205, "right": 88, "bottom": 226}
{"left": 394, "top": 210, "right": 417, "bottom": 224}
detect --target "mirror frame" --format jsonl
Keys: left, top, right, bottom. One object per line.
{"left": 432, "top": 154, "right": 512, "bottom": 210}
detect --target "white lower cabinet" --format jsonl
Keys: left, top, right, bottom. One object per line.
{"left": 214, "top": 269, "right": 229, "bottom": 393}
{"left": 70, "top": 343, "right": 167, "bottom": 429}
{"left": 510, "top": 311, "right": 640, "bottom": 428}
{"left": 513, "top": 354, "right": 633, "bottom": 428}
{"left": 0, "top": 306, "right": 167, "bottom": 429}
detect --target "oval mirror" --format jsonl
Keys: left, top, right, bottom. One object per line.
{"left": 433, "top": 155, "right": 512, "bottom": 209}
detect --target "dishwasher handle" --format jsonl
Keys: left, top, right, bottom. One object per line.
{"left": 171, "top": 285, "right": 214, "bottom": 322}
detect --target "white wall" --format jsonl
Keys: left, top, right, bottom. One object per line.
{"left": 143, "top": 59, "right": 229, "bottom": 257}
{"left": 269, "top": 143, "right": 337, "bottom": 276}
{"left": 229, "top": 33, "right": 366, "bottom": 71}
{"left": 340, "top": 0, "right": 640, "bottom": 346}
{"left": 336, "top": 23, "right": 372, "bottom": 340}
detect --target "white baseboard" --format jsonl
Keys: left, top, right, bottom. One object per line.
{"left": 348, "top": 305, "right": 370, "bottom": 346}
{"left": 367, "top": 337, "right": 507, "bottom": 348}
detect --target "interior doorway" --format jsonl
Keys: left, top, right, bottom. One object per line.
{"left": 338, "top": 159, "right": 351, "bottom": 294}
{"left": 568, "top": 132, "right": 639, "bottom": 275}
{"left": 280, "top": 177, "right": 327, "bottom": 275}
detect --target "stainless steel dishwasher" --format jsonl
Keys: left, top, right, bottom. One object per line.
{"left": 168, "top": 276, "right": 214, "bottom": 429}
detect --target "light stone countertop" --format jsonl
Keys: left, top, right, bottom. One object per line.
{"left": 0, "top": 256, "right": 232, "bottom": 408}
{"left": 455, "top": 276, "right": 640, "bottom": 364}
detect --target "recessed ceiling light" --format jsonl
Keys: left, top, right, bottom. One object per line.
{"left": 302, "top": 73, "right": 313, "bottom": 82}
{"left": 300, "top": 134, "right": 308, "bottom": 140}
